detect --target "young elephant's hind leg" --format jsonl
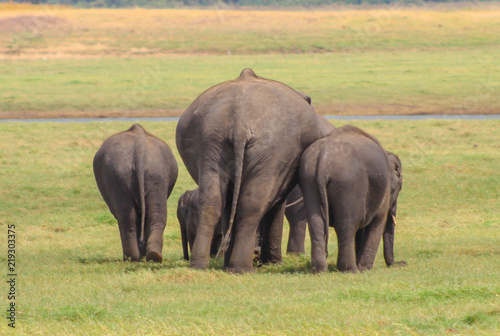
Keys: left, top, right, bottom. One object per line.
{"left": 302, "top": 187, "right": 329, "bottom": 273}
{"left": 334, "top": 224, "right": 359, "bottom": 273}
{"left": 143, "top": 191, "right": 168, "bottom": 263}
{"left": 116, "top": 202, "right": 141, "bottom": 262}
{"left": 356, "top": 214, "right": 386, "bottom": 272}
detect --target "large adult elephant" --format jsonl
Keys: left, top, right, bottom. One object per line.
{"left": 93, "top": 124, "right": 178, "bottom": 262}
{"left": 299, "top": 125, "right": 405, "bottom": 273}
{"left": 176, "top": 68, "right": 327, "bottom": 273}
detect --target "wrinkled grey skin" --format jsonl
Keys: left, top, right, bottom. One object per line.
{"left": 286, "top": 117, "right": 334, "bottom": 255}
{"left": 177, "top": 188, "right": 224, "bottom": 261}
{"left": 299, "top": 125, "right": 405, "bottom": 273}
{"left": 93, "top": 124, "right": 178, "bottom": 263}
{"left": 176, "top": 68, "right": 326, "bottom": 273}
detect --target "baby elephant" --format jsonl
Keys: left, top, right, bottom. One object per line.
{"left": 299, "top": 125, "right": 405, "bottom": 273}
{"left": 93, "top": 124, "right": 178, "bottom": 262}
{"left": 177, "top": 188, "right": 224, "bottom": 261}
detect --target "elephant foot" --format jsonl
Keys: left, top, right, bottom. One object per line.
{"left": 190, "top": 259, "right": 209, "bottom": 270}
{"left": 312, "top": 262, "right": 328, "bottom": 274}
{"left": 225, "top": 267, "right": 255, "bottom": 274}
{"left": 286, "top": 250, "right": 305, "bottom": 255}
{"left": 146, "top": 250, "right": 163, "bottom": 263}
{"left": 338, "top": 264, "right": 360, "bottom": 273}
{"left": 261, "top": 258, "right": 283, "bottom": 266}
{"left": 224, "top": 266, "right": 256, "bottom": 274}
{"left": 260, "top": 252, "right": 282, "bottom": 265}
{"left": 389, "top": 260, "right": 408, "bottom": 268}
{"left": 355, "top": 264, "right": 372, "bottom": 273}
{"left": 123, "top": 254, "right": 141, "bottom": 262}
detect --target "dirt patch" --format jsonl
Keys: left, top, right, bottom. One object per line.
{"left": 0, "top": 15, "right": 70, "bottom": 34}
{"left": 315, "top": 104, "right": 499, "bottom": 116}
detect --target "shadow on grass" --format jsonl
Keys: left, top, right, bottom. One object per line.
{"left": 256, "top": 254, "right": 340, "bottom": 274}
{"left": 77, "top": 256, "right": 122, "bottom": 264}
{"left": 76, "top": 254, "right": 189, "bottom": 272}
{"left": 75, "top": 254, "right": 341, "bottom": 274}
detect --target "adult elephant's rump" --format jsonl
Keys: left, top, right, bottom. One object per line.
{"left": 176, "top": 68, "right": 324, "bottom": 273}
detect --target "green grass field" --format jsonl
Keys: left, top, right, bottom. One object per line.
{"left": 1, "top": 4, "right": 499, "bottom": 116}
{"left": 0, "top": 120, "right": 498, "bottom": 335}
{"left": 0, "top": 4, "right": 499, "bottom": 335}
{"left": 1, "top": 48, "right": 499, "bottom": 117}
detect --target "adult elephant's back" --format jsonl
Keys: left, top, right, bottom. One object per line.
{"left": 176, "top": 68, "right": 324, "bottom": 273}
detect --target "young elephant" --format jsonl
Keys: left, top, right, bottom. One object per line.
{"left": 299, "top": 125, "right": 404, "bottom": 273}
{"left": 93, "top": 124, "right": 178, "bottom": 263}
{"left": 177, "top": 188, "right": 224, "bottom": 261}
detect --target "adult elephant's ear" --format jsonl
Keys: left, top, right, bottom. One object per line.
{"left": 295, "top": 90, "right": 312, "bottom": 105}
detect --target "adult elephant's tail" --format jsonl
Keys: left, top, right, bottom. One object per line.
{"left": 217, "top": 131, "right": 247, "bottom": 258}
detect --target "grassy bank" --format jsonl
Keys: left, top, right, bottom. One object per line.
{"left": 0, "top": 119, "right": 498, "bottom": 335}
{"left": 1, "top": 48, "right": 499, "bottom": 117}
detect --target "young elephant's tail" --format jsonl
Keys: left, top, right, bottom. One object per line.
{"left": 138, "top": 167, "right": 146, "bottom": 254}
{"left": 216, "top": 132, "right": 247, "bottom": 258}
{"left": 130, "top": 124, "right": 147, "bottom": 255}
{"left": 285, "top": 197, "right": 304, "bottom": 209}
{"left": 318, "top": 172, "right": 329, "bottom": 257}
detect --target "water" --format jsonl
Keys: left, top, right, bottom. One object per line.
{"left": 0, "top": 114, "right": 498, "bottom": 123}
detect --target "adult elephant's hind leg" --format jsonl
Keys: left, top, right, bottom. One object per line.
{"left": 286, "top": 210, "right": 307, "bottom": 255}
{"left": 224, "top": 188, "right": 270, "bottom": 274}
{"left": 303, "top": 188, "right": 329, "bottom": 273}
{"left": 260, "top": 202, "right": 285, "bottom": 265}
{"left": 144, "top": 191, "right": 168, "bottom": 263}
{"left": 190, "top": 172, "right": 226, "bottom": 270}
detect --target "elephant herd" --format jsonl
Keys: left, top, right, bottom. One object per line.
{"left": 93, "top": 68, "right": 406, "bottom": 274}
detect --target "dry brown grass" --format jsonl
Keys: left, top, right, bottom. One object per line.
{"left": 1, "top": 5, "right": 499, "bottom": 58}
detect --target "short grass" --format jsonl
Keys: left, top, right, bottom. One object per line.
{"left": 0, "top": 119, "right": 498, "bottom": 335}
{"left": 1, "top": 48, "right": 499, "bottom": 116}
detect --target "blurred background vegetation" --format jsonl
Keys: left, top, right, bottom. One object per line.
{"left": 3, "top": 0, "right": 499, "bottom": 9}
